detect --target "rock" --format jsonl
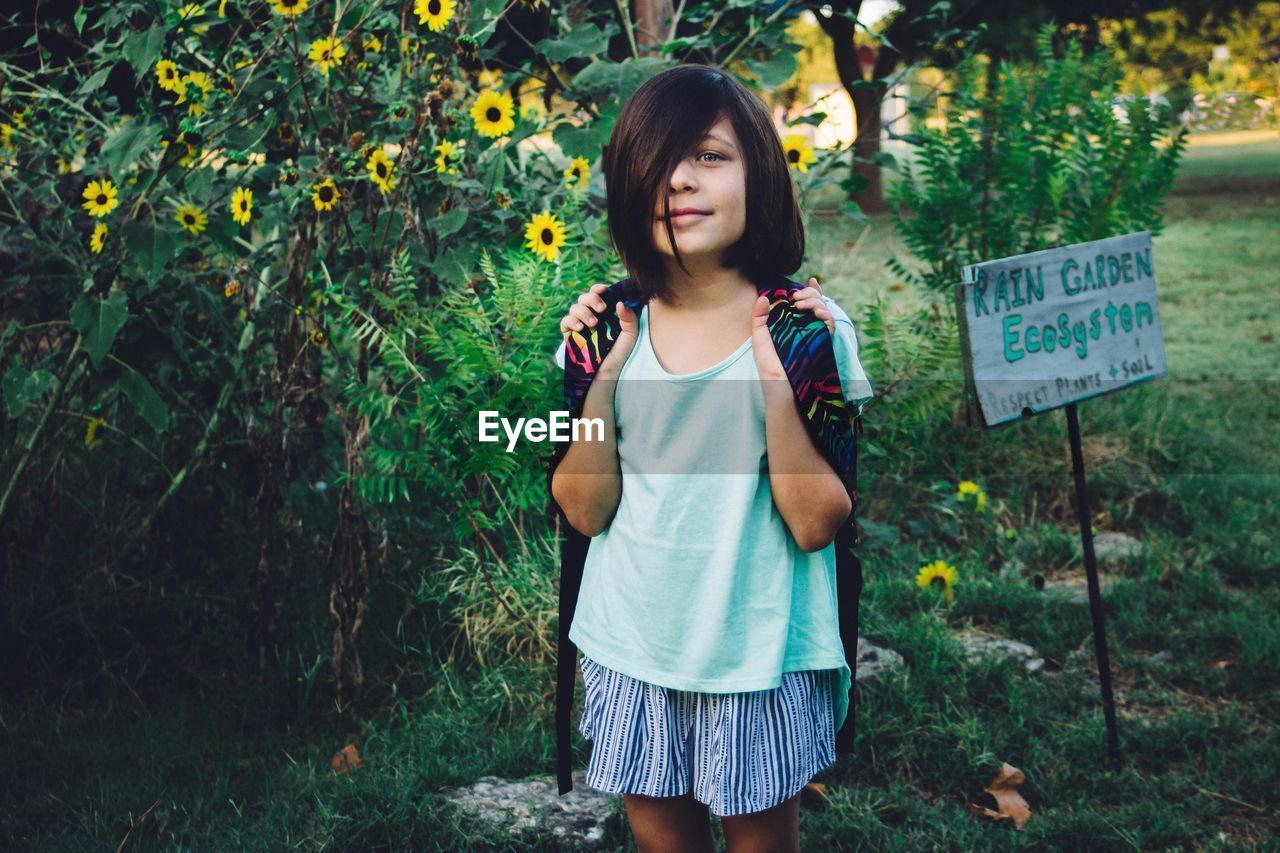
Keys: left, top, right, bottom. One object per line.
{"left": 854, "top": 636, "right": 904, "bottom": 683}
{"left": 1090, "top": 531, "right": 1145, "bottom": 563}
{"left": 955, "top": 632, "right": 1044, "bottom": 674}
{"left": 1041, "top": 574, "right": 1116, "bottom": 605}
{"left": 439, "top": 770, "right": 620, "bottom": 849}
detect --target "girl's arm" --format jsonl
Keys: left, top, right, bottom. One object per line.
{"left": 550, "top": 305, "right": 638, "bottom": 537}
{"left": 760, "top": 376, "right": 852, "bottom": 552}
{"left": 751, "top": 291, "right": 851, "bottom": 552}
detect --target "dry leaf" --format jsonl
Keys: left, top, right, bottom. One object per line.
{"left": 800, "top": 781, "right": 828, "bottom": 807}
{"left": 965, "top": 762, "right": 1032, "bottom": 830}
{"left": 330, "top": 742, "right": 362, "bottom": 775}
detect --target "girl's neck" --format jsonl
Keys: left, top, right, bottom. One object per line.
{"left": 655, "top": 268, "right": 757, "bottom": 313}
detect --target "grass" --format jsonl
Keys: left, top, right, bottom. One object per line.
{"left": 3, "top": 133, "right": 1278, "bottom": 851}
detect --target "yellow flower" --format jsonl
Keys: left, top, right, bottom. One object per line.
{"left": 85, "top": 415, "right": 107, "bottom": 449}
{"left": 175, "top": 203, "right": 208, "bottom": 235}
{"left": 219, "top": 0, "right": 228, "bottom": 15}
{"left": 564, "top": 155, "right": 591, "bottom": 189}
{"left": 476, "top": 67, "right": 503, "bottom": 89}
{"left": 308, "top": 37, "right": 346, "bottom": 76}
{"left": 362, "top": 34, "right": 382, "bottom": 53}
{"left": 155, "top": 59, "right": 183, "bottom": 92}
{"left": 312, "top": 177, "right": 340, "bottom": 212}
{"left": 310, "top": 328, "right": 329, "bottom": 349}
{"left": 470, "top": 88, "right": 515, "bottom": 138}
{"left": 433, "top": 139, "right": 461, "bottom": 175}
{"left": 366, "top": 149, "right": 395, "bottom": 194}
{"left": 231, "top": 186, "right": 253, "bottom": 226}
{"left": 175, "top": 71, "right": 214, "bottom": 116}
{"left": 81, "top": 179, "right": 119, "bottom": 217}
{"left": 414, "top": 0, "right": 456, "bottom": 32}
{"left": 269, "top": 0, "right": 309, "bottom": 16}
{"left": 178, "top": 3, "right": 203, "bottom": 19}
{"left": 89, "top": 222, "right": 107, "bottom": 254}
{"left": 523, "top": 210, "right": 566, "bottom": 263}
{"left": 915, "top": 559, "right": 958, "bottom": 604}
{"left": 56, "top": 155, "right": 77, "bottom": 174}
{"left": 957, "top": 480, "right": 987, "bottom": 510}
{"left": 225, "top": 279, "right": 242, "bottom": 298}
{"left": 10, "top": 109, "right": 27, "bottom": 130}
{"left": 780, "top": 133, "right": 817, "bottom": 173}
{"left": 1, "top": 124, "right": 13, "bottom": 151}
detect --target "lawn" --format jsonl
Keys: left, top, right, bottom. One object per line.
{"left": 2, "top": 133, "right": 1277, "bottom": 851}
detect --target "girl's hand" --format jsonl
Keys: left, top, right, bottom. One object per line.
{"left": 789, "top": 276, "right": 835, "bottom": 336}
{"left": 559, "top": 282, "right": 610, "bottom": 336}
{"left": 751, "top": 293, "right": 787, "bottom": 381}
{"left": 598, "top": 299, "right": 640, "bottom": 374}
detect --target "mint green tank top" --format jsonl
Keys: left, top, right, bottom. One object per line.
{"left": 556, "top": 296, "right": 872, "bottom": 733}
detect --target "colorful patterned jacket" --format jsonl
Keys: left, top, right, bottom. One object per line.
{"left": 545, "top": 273, "right": 864, "bottom": 795}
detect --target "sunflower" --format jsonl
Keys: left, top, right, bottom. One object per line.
{"left": 414, "top": 0, "right": 456, "bottom": 32}
{"left": 956, "top": 480, "right": 987, "bottom": 511}
{"left": 231, "top": 186, "right": 253, "bottom": 226}
{"left": 1, "top": 124, "right": 13, "bottom": 152}
{"left": 780, "top": 133, "right": 817, "bottom": 173}
{"left": 366, "top": 149, "right": 395, "bottom": 194}
{"left": 312, "top": 177, "right": 340, "bottom": 212}
{"left": 470, "top": 89, "right": 515, "bottom": 138}
{"left": 269, "top": 0, "right": 309, "bottom": 16}
{"left": 85, "top": 415, "right": 107, "bottom": 450}
{"left": 175, "top": 203, "right": 208, "bottom": 235}
{"left": 81, "top": 179, "right": 119, "bottom": 217}
{"left": 563, "top": 155, "right": 591, "bottom": 189}
{"left": 476, "top": 67, "right": 503, "bottom": 89}
{"left": 432, "top": 139, "right": 460, "bottom": 175}
{"left": 225, "top": 279, "right": 242, "bottom": 298}
{"left": 155, "top": 59, "right": 183, "bottom": 92}
{"left": 362, "top": 34, "right": 382, "bottom": 52}
{"left": 175, "top": 71, "right": 214, "bottom": 116}
{"left": 523, "top": 211, "right": 566, "bottom": 263}
{"left": 915, "top": 559, "right": 958, "bottom": 604}
{"left": 308, "top": 36, "right": 346, "bottom": 76}
{"left": 89, "top": 222, "right": 107, "bottom": 254}
{"left": 56, "top": 155, "right": 77, "bottom": 174}
{"left": 309, "top": 328, "right": 329, "bottom": 349}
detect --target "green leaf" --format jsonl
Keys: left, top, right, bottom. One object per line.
{"left": 552, "top": 115, "right": 614, "bottom": 164}
{"left": 76, "top": 65, "right": 112, "bottom": 95}
{"left": 123, "top": 25, "right": 167, "bottom": 79}
{"left": 434, "top": 206, "right": 468, "bottom": 241}
{"left": 101, "top": 116, "right": 163, "bottom": 174}
{"left": 74, "top": 5, "right": 87, "bottom": 34}
{"left": 122, "top": 220, "right": 182, "bottom": 285}
{"left": 119, "top": 371, "right": 170, "bottom": 433}
{"left": 786, "top": 112, "right": 827, "bottom": 128}
{"left": 535, "top": 23, "right": 608, "bottom": 62}
{"left": 742, "top": 49, "right": 797, "bottom": 89}
{"left": 69, "top": 291, "right": 129, "bottom": 370}
{"left": 466, "top": 0, "right": 508, "bottom": 45}
{"left": 2, "top": 367, "right": 56, "bottom": 415}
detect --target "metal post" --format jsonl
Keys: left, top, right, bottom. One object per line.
{"left": 1065, "top": 402, "right": 1123, "bottom": 772}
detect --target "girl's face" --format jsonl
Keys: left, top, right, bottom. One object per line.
{"left": 650, "top": 116, "right": 747, "bottom": 270}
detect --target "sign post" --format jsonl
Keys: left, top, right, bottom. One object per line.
{"left": 957, "top": 230, "right": 1169, "bottom": 772}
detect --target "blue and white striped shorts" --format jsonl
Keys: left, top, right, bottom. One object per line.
{"left": 577, "top": 653, "right": 836, "bottom": 817}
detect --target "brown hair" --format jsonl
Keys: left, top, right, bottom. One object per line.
{"left": 602, "top": 63, "right": 805, "bottom": 304}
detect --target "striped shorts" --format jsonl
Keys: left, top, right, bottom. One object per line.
{"left": 577, "top": 653, "right": 836, "bottom": 817}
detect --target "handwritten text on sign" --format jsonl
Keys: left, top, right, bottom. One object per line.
{"left": 958, "top": 231, "right": 1168, "bottom": 426}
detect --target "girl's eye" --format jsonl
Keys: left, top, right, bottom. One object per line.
{"left": 697, "top": 151, "right": 724, "bottom": 163}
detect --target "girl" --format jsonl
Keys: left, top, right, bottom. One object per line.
{"left": 549, "top": 63, "right": 873, "bottom": 852}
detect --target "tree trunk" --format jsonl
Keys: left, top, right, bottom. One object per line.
{"left": 633, "top": 0, "right": 675, "bottom": 52}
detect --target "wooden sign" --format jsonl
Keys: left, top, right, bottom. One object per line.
{"left": 956, "top": 231, "right": 1168, "bottom": 427}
